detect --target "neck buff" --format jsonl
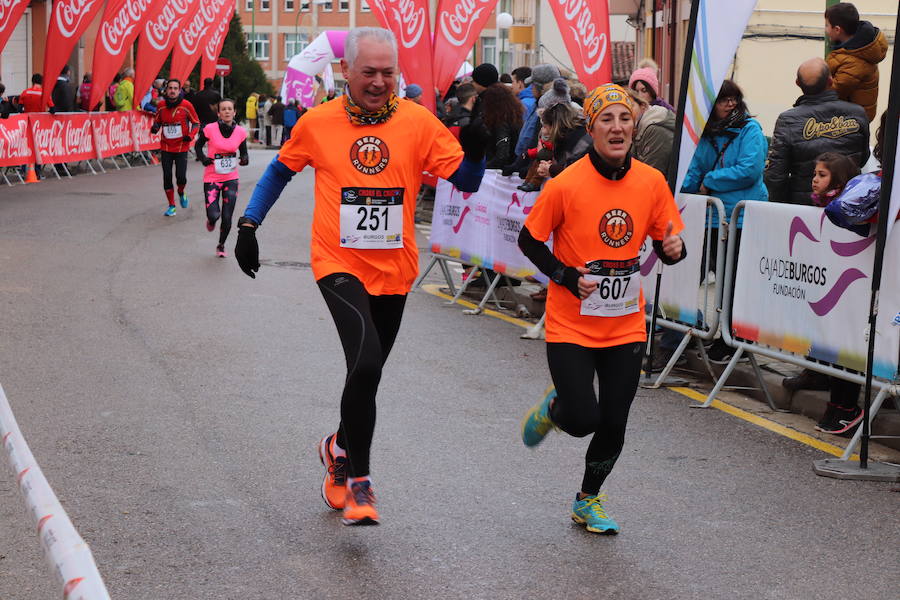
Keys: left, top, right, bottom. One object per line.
{"left": 165, "top": 96, "right": 183, "bottom": 109}
{"left": 343, "top": 92, "right": 399, "bottom": 126}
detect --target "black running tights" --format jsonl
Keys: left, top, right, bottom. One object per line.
{"left": 204, "top": 180, "right": 239, "bottom": 245}
{"left": 160, "top": 151, "right": 188, "bottom": 190}
{"left": 547, "top": 341, "right": 644, "bottom": 495}
{"left": 317, "top": 273, "right": 407, "bottom": 478}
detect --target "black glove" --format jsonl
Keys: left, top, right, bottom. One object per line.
{"left": 234, "top": 219, "right": 260, "bottom": 278}
{"left": 48, "top": 106, "right": 57, "bottom": 115}
{"left": 182, "top": 135, "right": 191, "bottom": 142}
{"left": 239, "top": 156, "right": 249, "bottom": 166}
{"left": 458, "top": 123, "right": 490, "bottom": 162}
{"left": 150, "top": 123, "right": 160, "bottom": 134}
{"left": 201, "top": 157, "right": 213, "bottom": 166}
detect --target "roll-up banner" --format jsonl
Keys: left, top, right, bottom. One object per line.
{"left": 169, "top": 0, "right": 230, "bottom": 84}
{"left": 546, "top": 0, "right": 611, "bottom": 90}
{"left": 731, "top": 202, "right": 900, "bottom": 380}
{"left": 30, "top": 113, "right": 97, "bottom": 164}
{"left": 0, "top": 114, "right": 35, "bottom": 167}
{"left": 133, "top": 0, "right": 201, "bottom": 109}
{"left": 369, "top": 0, "right": 436, "bottom": 111}
{"left": 41, "top": 0, "right": 107, "bottom": 110}
{"left": 92, "top": 112, "right": 135, "bottom": 159}
{"left": 675, "top": 0, "right": 757, "bottom": 193}
{"left": 432, "top": 0, "right": 497, "bottom": 96}
{"left": 89, "top": 0, "right": 163, "bottom": 112}
{"left": 0, "top": 0, "right": 30, "bottom": 54}
{"left": 199, "top": 3, "right": 235, "bottom": 84}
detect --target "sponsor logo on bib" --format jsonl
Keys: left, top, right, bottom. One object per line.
{"left": 350, "top": 136, "right": 390, "bottom": 175}
{"left": 599, "top": 208, "right": 633, "bottom": 248}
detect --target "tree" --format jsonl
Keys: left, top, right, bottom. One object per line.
{"left": 216, "top": 12, "right": 275, "bottom": 120}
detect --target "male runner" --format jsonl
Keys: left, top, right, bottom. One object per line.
{"left": 235, "top": 27, "right": 486, "bottom": 526}
{"left": 151, "top": 79, "right": 199, "bottom": 216}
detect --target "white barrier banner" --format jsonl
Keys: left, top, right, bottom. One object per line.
{"left": 431, "top": 171, "right": 546, "bottom": 282}
{"left": 639, "top": 193, "right": 709, "bottom": 324}
{"left": 732, "top": 202, "right": 900, "bottom": 379}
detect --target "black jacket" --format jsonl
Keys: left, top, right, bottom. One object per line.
{"left": 51, "top": 77, "right": 76, "bottom": 112}
{"left": 764, "top": 89, "right": 869, "bottom": 205}
{"left": 193, "top": 87, "right": 222, "bottom": 124}
{"left": 483, "top": 120, "right": 520, "bottom": 169}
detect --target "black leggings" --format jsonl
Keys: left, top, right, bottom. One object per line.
{"left": 204, "top": 180, "right": 239, "bottom": 245}
{"left": 317, "top": 273, "right": 407, "bottom": 478}
{"left": 547, "top": 341, "right": 644, "bottom": 495}
{"left": 160, "top": 151, "right": 188, "bottom": 190}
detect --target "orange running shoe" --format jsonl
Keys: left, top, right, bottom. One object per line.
{"left": 342, "top": 480, "right": 379, "bottom": 526}
{"left": 318, "top": 434, "right": 348, "bottom": 510}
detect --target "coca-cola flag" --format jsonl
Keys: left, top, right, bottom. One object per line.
{"left": 0, "top": 0, "right": 30, "bottom": 54}
{"left": 130, "top": 110, "right": 161, "bottom": 151}
{"left": 169, "top": 0, "right": 229, "bottom": 83}
{"left": 0, "top": 114, "right": 34, "bottom": 167}
{"left": 548, "top": 0, "right": 612, "bottom": 89}
{"left": 89, "top": 0, "right": 163, "bottom": 111}
{"left": 30, "top": 113, "right": 96, "bottom": 164}
{"left": 199, "top": 3, "right": 234, "bottom": 84}
{"left": 432, "top": 0, "right": 497, "bottom": 96}
{"left": 42, "top": 0, "right": 107, "bottom": 110}
{"left": 369, "top": 0, "right": 436, "bottom": 112}
{"left": 133, "top": 0, "right": 200, "bottom": 108}
{"left": 92, "top": 111, "right": 135, "bottom": 158}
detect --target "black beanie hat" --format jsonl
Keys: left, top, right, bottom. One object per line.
{"left": 472, "top": 63, "right": 499, "bottom": 88}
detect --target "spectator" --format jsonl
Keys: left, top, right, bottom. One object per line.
{"left": 20, "top": 73, "right": 47, "bottom": 113}
{"left": 513, "top": 63, "right": 561, "bottom": 158}
{"left": 0, "top": 82, "right": 20, "bottom": 118}
{"left": 246, "top": 92, "right": 259, "bottom": 141}
{"left": 475, "top": 83, "right": 523, "bottom": 169}
{"left": 626, "top": 89, "right": 675, "bottom": 176}
{"left": 182, "top": 79, "right": 196, "bottom": 104}
{"left": 282, "top": 99, "right": 300, "bottom": 143}
{"left": 193, "top": 77, "right": 222, "bottom": 127}
{"left": 569, "top": 80, "right": 588, "bottom": 107}
{"left": 471, "top": 63, "right": 499, "bottom": 94}
{"left": 268, "top": 96, "right": 284, "bottom": 148}
{"left": 106, "top": 73, "right": 121, "bottom": 111}
{"left": 78, "top": 73, "right": 93, "bottom": 111}
{"left": 679, "top": 79, "right": 768, "bottom": 364}
{"left": 114, "top": 68, "right": 134, "bottom": 111}
{"left": 405, "top": 83, "right": 423, "bottom": 105}
{"left": 628, "top": 64, "right": 675, "bottom": 112}
{"left": 260, "top": 94, "right": 273, "bottom": 146}
{"left": 500, "top": 73, "right": 513, "bottom": 85}
{"left": 510, "top": 66, "right": 535, "bottom": 114}
{"left": 320, "top": 88, "right": 337, "bottom": 104}
{"left": 764, "top": 57, "right": 869, "bottom": 205}
{"left": 534, "top": 101, "right": 591, "bottom": 180}
{"left": 443, "top": 83, "right": 476, "bottom": 128}
{"left": 51, "top": 64, "right": 76, "bottom": 112}
{"left": 825, "top": 2, "right": 887, "bottom": 121}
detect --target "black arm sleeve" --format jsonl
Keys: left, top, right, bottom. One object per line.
{"left": 652, "top": 238, "right": 687, "bottom": 265}
{"left": 518, "top": 225, "right": 581, "bottom": 298}
{"left": 195, "top": 129, "right": 209, "bottom": 162}
{"left": 239, "top": 139, "right": 249, "bottom": 161}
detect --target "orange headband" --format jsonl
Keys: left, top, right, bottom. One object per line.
{"left": 584, "top": 84, "right": 635, "bottom": 130}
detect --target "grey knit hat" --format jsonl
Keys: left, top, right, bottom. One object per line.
{"left": 538, "top": 78, "right": 571, "bottom": 110}
{"left": 525, "top": 63, "right": 561, "bottom": 86}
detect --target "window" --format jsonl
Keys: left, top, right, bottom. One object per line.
{"left": 360, "top": 0, "right": 370, "bottom": 10}
{"left": 285, "top": 33, "right": 309, "bottom": 59}
{"left": 245, "top": 0, "right": 253, "bottom": 10}
{"left": 246, "top": 33, "right": 270, "bottom": 59}
{"left": 339, "top": 0, "right": 349, "bottom": 11}
{"left": 300, "top": 0, "right": 310, "bottom": 9}
{"left": 481, "top": 37, "right": 496, "bottom": 66}
{"left": 321, "top": 0, "right": 332, "bottom": 11}
{"left": 285, "top": 0, "right": 294, "bottom": 10}
{"left": 260, "top": 0, "right": 270, "bottom": 10}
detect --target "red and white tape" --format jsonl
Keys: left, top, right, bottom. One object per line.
{"left": 0, "top": 384, "right": 111, "bottom": 600}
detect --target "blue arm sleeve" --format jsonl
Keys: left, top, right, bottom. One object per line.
{"left": 448, "top": 156, "right": 486, "bottom": 193}
{"left": 243, "top": 156, "right": 296, "bottom": 225}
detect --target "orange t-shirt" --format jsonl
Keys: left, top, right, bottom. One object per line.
{"left": 278, "top": 99, "right": 464, "bottom": 295}
{"left": 524, "top": 156, "right": 684, "bottom": 348}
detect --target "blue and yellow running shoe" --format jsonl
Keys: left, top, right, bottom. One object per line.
{"left": 571, "top": 493, "right": 619, "bottom": 534}
{"left": 164, "top": 205, "right": 176, "bottom": 217}
{"left": 179, "top": 194, "right": 189, "bottom": 209}
{"left": 521, "top": 386, "right": 557, "bottom": 447}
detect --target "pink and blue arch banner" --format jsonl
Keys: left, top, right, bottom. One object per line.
{"left": 281, "top": 30, "right": 348, "bottom": 108}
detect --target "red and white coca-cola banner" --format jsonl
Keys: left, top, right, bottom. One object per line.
{"left": 89, "top": 0, "right": 163, "bottom": 112}
{"left": 30, "top": 113, "right": 97, "bottom": 164}
{"left": 133, "top": 0, "right": 200, "bottom": 109}
{"left": 41, "top": 0, "right": 107, "bottom": 110}
{"left": 92, "top": 112, "right": 135, "bottom": 158}
{"left": 130, "top": 110, "right": 161, "bottom": 152}
{"left": 199, "top": 3, "right": 234, "bottom": 84}
{"left": 370, "top": 0, "right": 436, "bottom": 111}
{"left": 0, "top": 0, "right": 30, "bottom": 54}
{"left": 0, "top": 114, "right": 34, "bottom": 167}
{"left": 548, "top": 0, "right": 612, "bottom": 89}
{"left": 432, "top": 0, "right": 497, "bottom": 96}
{"left": 169, "top": 0, "right": 229, "bottom": 84}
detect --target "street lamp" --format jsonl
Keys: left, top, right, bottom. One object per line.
{"left": 497, "top": 12, "right": 513, "bottom": 73}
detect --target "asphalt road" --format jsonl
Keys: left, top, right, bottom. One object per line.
{"left": 0, "top": 152, "right": 897, "bottom": 600}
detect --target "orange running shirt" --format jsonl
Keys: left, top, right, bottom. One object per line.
{"left": 524, "top": 156, "right": 684, "bottom": 348}
{"left": 278, "top": 99, "right": 464, "bottom": 295}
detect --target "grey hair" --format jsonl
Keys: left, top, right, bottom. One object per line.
{"left": 124, "top": 68, "right": 135, "bottom": 77}
{"left": 344, "top": 27, "right": 397, "bottom": 68}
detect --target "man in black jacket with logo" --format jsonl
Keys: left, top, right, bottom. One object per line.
{"left": 764, "top": 57, "right": 869, "bottom": 205}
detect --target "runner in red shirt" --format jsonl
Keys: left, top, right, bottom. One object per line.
{"left": 150, "top": 79, "right": 199, "bottom": 217}
{"left": 518, "top": 84, "right": 686, "bottom": 535}
{"left": 19, "top": 74, "right": 50, "bottom": 113}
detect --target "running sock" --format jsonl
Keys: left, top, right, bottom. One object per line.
{"left": 177, "top": 185, "right": 185, "bottom": 197}
{"left": 347, "top": 476, "right": 371, "bottom": 487}
{"left": 165, "top": 189, "right": 175, "bottom": 206}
